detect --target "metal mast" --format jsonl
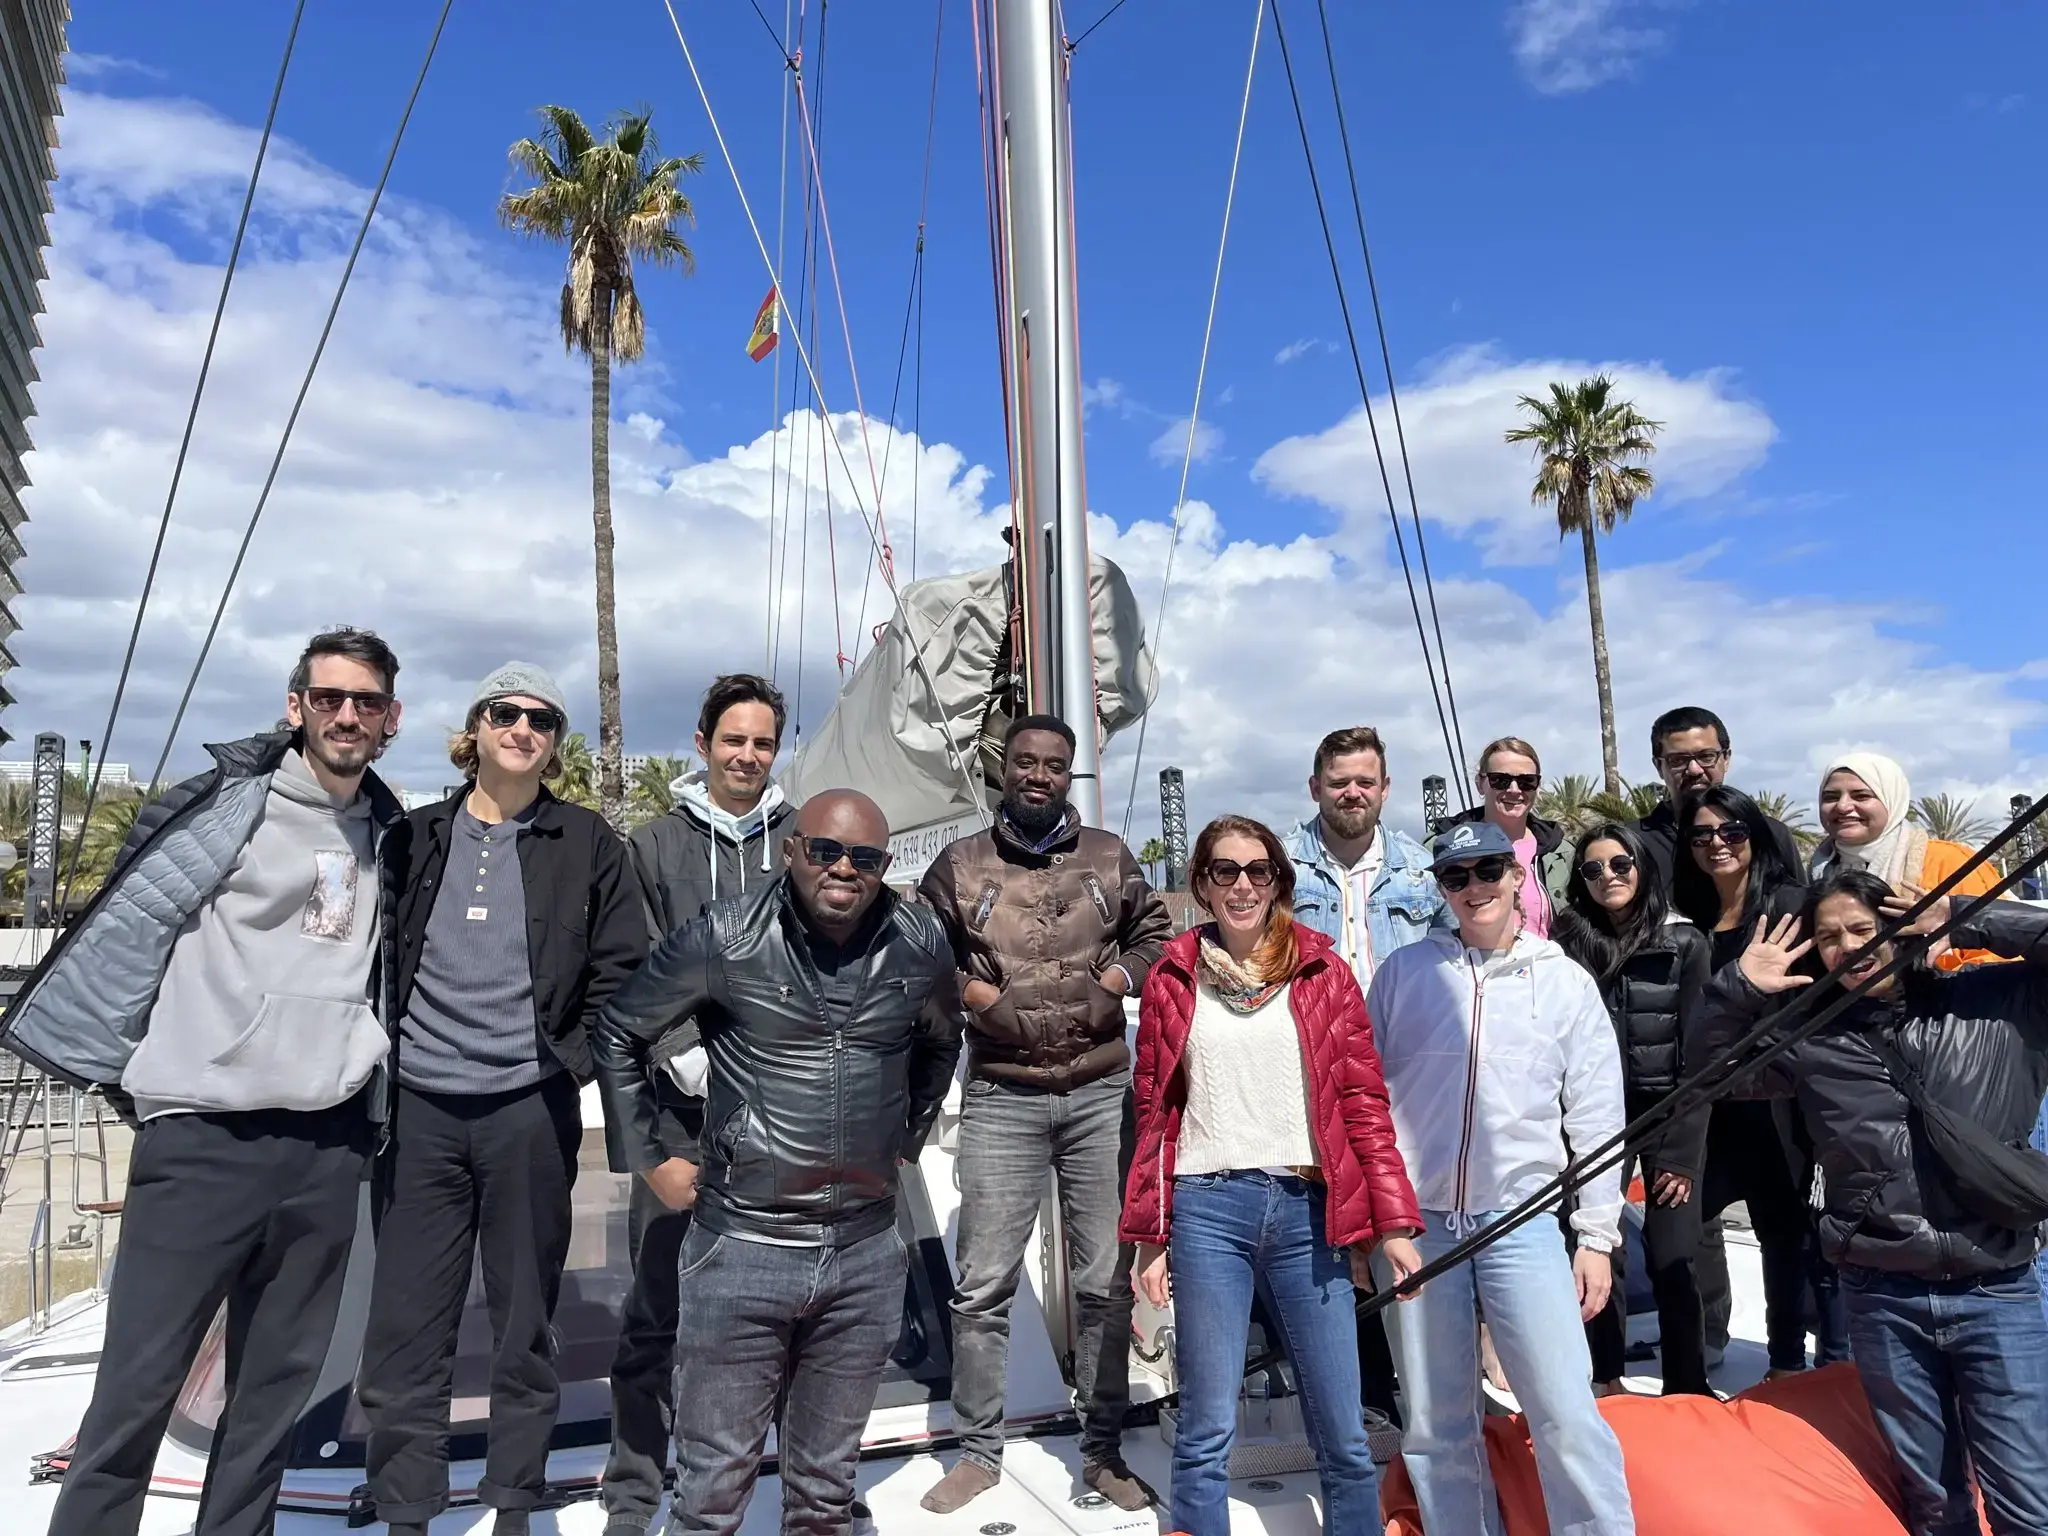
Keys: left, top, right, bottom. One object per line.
{"left": 993, "top": 0, "right": 1103, "bottom": 824}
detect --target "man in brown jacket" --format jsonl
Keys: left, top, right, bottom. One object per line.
{"left": 917, "top": 714, "right": 1173, "bottom": 1513}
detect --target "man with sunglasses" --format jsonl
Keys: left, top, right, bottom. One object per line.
{"left": 7, "top": 628, "right": 408, "bottom": 1536}
{"left": 918, "top": 714, "right": 1174, "bottom": 1515}
{"left": 592, "top": 789, "right": 964, "bottom": 1536}
{"left": 1634, "top": 706, "right": 1805, "bottom": 893}
{"left": 360, "top": 663, "right": 646, "bottom": 1536}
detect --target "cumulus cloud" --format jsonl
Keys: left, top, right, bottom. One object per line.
{"left": 1148, "top": 416, "right": 1222, "bottom": 468}
{"left": 1254, "top": 344, "right": 1775, "bottom": 564}
{"left": 1507, "top": 0, "right": 1679, "bottom": 95}
{"left": 14, "top": 92, "right": 2044, "bottom": 848}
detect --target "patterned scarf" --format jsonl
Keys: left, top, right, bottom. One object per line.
{"left": 1196, "top": 926, "right": 1288, "bottom": 1015}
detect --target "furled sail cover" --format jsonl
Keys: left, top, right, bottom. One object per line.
{"left": 784, "top": 555, "right": 1157, "bottom": 837}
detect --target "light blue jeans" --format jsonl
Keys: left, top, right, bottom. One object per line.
{"left": 2034, "top": 1098, "right": 2048, "bottom": 1318}
{"left": 1387, "top": 1213, "right": 1635, "bottom": 1536}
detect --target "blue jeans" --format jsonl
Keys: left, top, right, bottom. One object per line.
{"left": 1839, "top": 1264, "right": 2048, "bottom": 1536}
{"left": 666, "top": 1224, "right": 906, "bottom": 1536}
{"left": 1389, "top": 1213, "right": 1634, "bottom": 1536}
{"left": 1166, "top": 1172, "right": 1380, "bottom": 1536}
{"left": 2033, "top": 1100, "right": 2048, "bottom": 1316}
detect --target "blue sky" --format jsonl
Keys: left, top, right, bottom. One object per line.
{"left": 22, "top": 0, "right": 2046, "bottom": 831}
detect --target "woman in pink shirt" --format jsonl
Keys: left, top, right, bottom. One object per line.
{"left": 1440, "top": 736, "right": 1569, "bottom": 939}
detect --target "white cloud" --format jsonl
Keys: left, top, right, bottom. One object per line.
{"left": 1148, "top": 416, "right": 1222, "bottom": 468}
{"left": 65, "top": 53, "right": 168, "bottom": 82}
{"left": 1507, "top": 0, "right": 1678, "bottom": 95}
{"left": 1273, "top": 338, "right": 1332, "bottom": 366}
{"left": 13, "top": 92, "right": 2045, "bottom": 849}
{"left": 1254, "top": 344, "right": 1775, "bottom": 564}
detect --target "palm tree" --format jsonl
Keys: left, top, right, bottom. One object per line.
{"left": 1137, "top": 838, "right": 1168, "bottom": 887}
{"left": 75, "top": 791, "right": 151, "bottom": 893}
{"left": 1752, "top": 790, "right": 1822, "bottom": 860}
{"left": 1910, "top": 793, "right": 1992, "bottom": 847}
{"left": 1535, "top": 773, "right": 1603, "bottom": 835}
{"left": 554, "top": 732, "right": 600, "bottom": 811}
{"left": 500, "top": 107, "right": 704, "bottom": 830}
{"left": 629, "top": 752, "right": 692, "bottom": 828}
{"left": 1505, "top": 376, "right": 1663, "bottom": 796}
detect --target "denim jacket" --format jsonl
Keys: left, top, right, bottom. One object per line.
{"left": 1284, "top": 818, "right": 1449, "bottom": 972}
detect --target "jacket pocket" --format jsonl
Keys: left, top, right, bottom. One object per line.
{"left": 202, "top": 994, "right": 388, "bottom": 1112}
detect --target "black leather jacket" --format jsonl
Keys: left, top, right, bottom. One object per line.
{"left": 1699, "top": 901, "right": 2048, "bottom": 1280}
{"left": 591, "top": 876, "right": 965, "bottom": 1247}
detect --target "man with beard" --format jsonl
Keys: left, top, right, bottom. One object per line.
{"left": 1634, "top": 706, "right": 1804, "bottom": 893}
{"left": 917, "top": 715, "right": 1173, "bottom": 1514}
{"left": 6, "top": 629, "right": 407, "bottom": 1536}
{"left": 1285, "top": 726, "right": 1448, "bottom": 990}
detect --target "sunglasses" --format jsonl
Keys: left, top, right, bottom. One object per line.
{"left": 1578, "top": 854, "right": 1637, "bottom": 882}
{"left": 1688, "top": 822, "right": 1752, "bottom": 849}
{"left": 801, "top": 837, "right": 891, "bottom": 875}
{"left": 484, "top": 700, "right": 564, "bottom": 735}
{"left": 1484, "top": 772, "right": 1541, "bottom": 794}
{"left": 1437, "top": 855, "right": 1511, "bottom": 892}
{"left": 300, "top": 687, "right": 393, "bottom": 718}
{"left": 1204, "top": 858, "right": 1277, "bottom": 889}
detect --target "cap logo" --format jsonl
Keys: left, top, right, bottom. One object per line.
{"left": 1448, "top": 824, "right": 1481, "bottom": 850}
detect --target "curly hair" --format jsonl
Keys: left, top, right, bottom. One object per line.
{"left": 448, "top": 704, "right": 564, "bottom": 783}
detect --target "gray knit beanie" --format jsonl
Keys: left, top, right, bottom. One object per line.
{"left": 469, "top": 662, "right": 569, "bottom": 730}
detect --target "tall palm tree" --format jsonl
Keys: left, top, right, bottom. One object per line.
{"left": 1910, "top": 793, "right": 1992, "bottom": 847}
{"left": 1752, "top": 789, "right": 1822, "bottom": 860}
{"left": 1535, "top": 773, "right": 1602, "bottom": 836}
{"left": 500, "top": 107, "right": 703, "bottom": 830}
{"left": 1137, "top": 838, "right": 1168, "bottom": 887}
{"left": 1506, "top": 376, "right": 1663, "bottom": 796}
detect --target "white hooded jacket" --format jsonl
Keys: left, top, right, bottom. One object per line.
{"left": 1366, "top": 928, "right": 1627, "bottom": 1249}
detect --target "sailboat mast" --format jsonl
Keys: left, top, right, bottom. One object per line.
{"left": 993, "top": 0, "right": 1104, "bottom": 826}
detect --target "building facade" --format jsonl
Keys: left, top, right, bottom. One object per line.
{"left": 0, "top": 0, "right": 68, "bottom": 747}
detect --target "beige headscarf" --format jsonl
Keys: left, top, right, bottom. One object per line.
{"left": 1812, "top": 751, "right": 1916, "bottom": 885}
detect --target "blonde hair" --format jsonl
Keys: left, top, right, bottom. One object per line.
{"left": 1477, "top": 736, "right": 1542, "bottom": 777}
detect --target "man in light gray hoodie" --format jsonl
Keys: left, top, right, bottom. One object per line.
{"left": 8, "top": 628, "right": 407, "bottom": 1536}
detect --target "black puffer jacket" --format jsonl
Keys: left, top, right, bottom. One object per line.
{"left": 1560, "top": 918, "right": 1714, "bottom": 1179}
{"left": 1699, "top": 901, "right": 2048, "bottom": 1280}
{"left": 590, "top": 876, "right": 965, "bottom": 1247}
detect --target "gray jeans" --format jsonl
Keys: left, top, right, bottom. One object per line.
{"left": 667, "top": 1223, "right": 906, "bottom": 1536}
{"left": 950, "top": 1068, "right": 1135, "bottom": 1470}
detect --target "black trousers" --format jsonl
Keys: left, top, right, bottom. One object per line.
{"left": 358, "top": 1076, "right": 580, "bottom": 1523}
{"left": 1581, "top": 1168, "right": 1711, "bottom": 1395}
{"left": 602, "top": 1172, "right": 692, "bottom": 1522}
{"left": 1699, "top": 1101, "right": 1812, "bottom": 1371}
{"left": 49, "top": 1102, "right": 369, "bottom": 1536}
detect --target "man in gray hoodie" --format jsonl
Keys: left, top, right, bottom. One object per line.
{"left": 8, "top": 628, "right": 407, "bottom": 1536}
{"left": 602, "top": 672, "right": 799, "bottom": 1535}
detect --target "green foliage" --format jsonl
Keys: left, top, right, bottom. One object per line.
{"left": 1505, "top": 375, "right": 1664, "bottom": 540}
{"left": 628, "top": 753, "right": 692, "bottom": 828}
{"left": 1536, "top": 774, "right": 1661, "bottom": 836}
{"left": 1750, "top": 790, "right": 1822, "bottom": 858}
{"left": 1908, "top": 793, "right": 1992, "bottom": 847}
{"left": 553, "top": 733, "right": 600, "bottom": 811}
{"left": 1137, "top": 838, "right": 1168, "bottom": 884}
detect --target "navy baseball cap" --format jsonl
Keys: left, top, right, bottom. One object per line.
{"left": 1430, "top": 819, "right": 1516, "bottom": 872}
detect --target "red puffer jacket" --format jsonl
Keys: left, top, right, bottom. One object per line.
{"left": 1120, "top": 923, "right": 1420, "bottom": 1250}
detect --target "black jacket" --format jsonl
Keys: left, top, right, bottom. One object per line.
{"left": 626, "top": 785, "right": 799, "bottom": 942}
{"left": 1634, "top": 799, "right": 1807, "bottom": 897}
{"left": 591, "top": 876, "right": 965, "bottom": 1247}
{"left": 1558, "top": 919, "right": 1714, "bottom": 1179}
{"left": 1699, "top": 900, "right": 2048, "bottom": 1280}
{"left": 387, "top": 787, "right": 648, "bottom": 1083}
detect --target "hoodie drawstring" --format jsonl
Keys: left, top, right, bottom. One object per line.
{"left": 1446, "top": 1210, "right": 1479, "bottom": 1238}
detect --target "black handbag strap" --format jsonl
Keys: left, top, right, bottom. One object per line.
{"left": 1866, "top": 1027, "right": 1934, "bottom": 1113}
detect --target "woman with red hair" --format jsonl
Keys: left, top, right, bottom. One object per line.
{"left": 1122, "top": 814, "right": 1423, "bottom": 1536}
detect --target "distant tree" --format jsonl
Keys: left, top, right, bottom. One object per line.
{"left": 1536, "top": 774, "right": 1603, "bottom": 836}
{"left": 1506, "top": 376, "right": 1663, "bottom": 795}
{"left": 629, "top": 752, "right": 692, "bottom": 828}
{"left": 1752, "top": 789, "right": 1822, "bottom": 859}
{"left": 1909, "top": 793, "right": 1992, "bottom": 847}
{"left": 1137, "top": 838, "right": 1168, "bottom": 887}
{"left": 554, "top": 732, "right": 600, "bottom": 811}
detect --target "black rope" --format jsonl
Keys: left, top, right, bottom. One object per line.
{"left": 53, "top": 0, "right": 309, "bottom": 923}
{"left": 1269, "top": 0, "right": 1464, "bottom": 799}
{"left": 1066, "top": 0, "right": 1134, "bottom": 53}
{"left": 745, "top": 0, "right": 796, "bottom": 67}
{"left": 146, "top": 0, "right": 458, "bottom": 791}
{"left": 1311, "top": 0, "right": 1469, "bottom": 804}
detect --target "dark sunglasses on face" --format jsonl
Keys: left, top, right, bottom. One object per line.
{"left": 1688, "top": 822, "right": 1751, "bottom": 849}
{"left": 1578, "top": 854, "right": 1637, "bottom": 882}
{"left": 300, "top": 687, "right": 393, "bottom": 718}
{"left": 1437, "top": 855, "right": 1510, "bottom": 892}
{"left": 801, "top": 837, "right": 891, "bottom": 875}
{"left": 1484, "top": 772, "right": 1541, "bottom": 794}
{"left": 484, "top": 700, "right": 564, "bottom": 735}
{"left": 1204, "top": 858, "right": 1277, "bottom": 889}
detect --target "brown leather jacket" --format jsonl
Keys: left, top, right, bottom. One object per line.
{"left": 919, "top": 811, "right": 1173, "bottom": 1091}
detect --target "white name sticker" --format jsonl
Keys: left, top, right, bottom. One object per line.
{"left": 467, "top": 906, "right": 489, "bottom": 921}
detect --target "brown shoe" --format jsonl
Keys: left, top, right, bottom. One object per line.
{"left": 921, "top": 1459, "right": 999, "bottom": 1513}
{"left": 1082, "top": 1460, "right": 1158, "bottom": 1511}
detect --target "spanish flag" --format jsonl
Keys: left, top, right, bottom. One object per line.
{"left": 745, "top": 286, "right": 779, "bottom": 362}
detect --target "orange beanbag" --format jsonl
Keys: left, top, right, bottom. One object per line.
{"left": 1380, "top": 1363, "right": 1987, "bottom": 1535}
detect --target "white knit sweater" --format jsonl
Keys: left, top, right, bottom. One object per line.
{"left": 1174, "top": 982, "right": 1319, "bottom": 1176}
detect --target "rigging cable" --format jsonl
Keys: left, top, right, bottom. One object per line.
{"left": 1065, "top": 0, "right": 1135, "bottom": 53}
{"left": 1116, "top": 0, "right": 1263, "bottom": 842}
{"left": 769, "top": 0, "right": 819, "bottom": 683}
{"left": 54, "top": 0, "right": 310, "bottom": 923}
{"left": 1312, "top": 0, "right": 1468, "bottom": 799}
{"left": 661, "top": 0, "right": 992, "bottom": 827}
{"left": 763, "top": 0, "right": 797, "bottom": 672}
{"left": 1269, "top": 0, "right": 1464, "bottom": 798}
{"left": 146, "top": 0, "right": 460, "bottom": 793}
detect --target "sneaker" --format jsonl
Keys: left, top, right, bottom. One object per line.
{"left": 1081, "top": 1460, "right": 1157, "bottom": 1511}
{"left": 851, "top": 1497, "right": 875, "bottom": 1535}
{"left": 921, "top": 1459, "right": 999, "bottom": 1513}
